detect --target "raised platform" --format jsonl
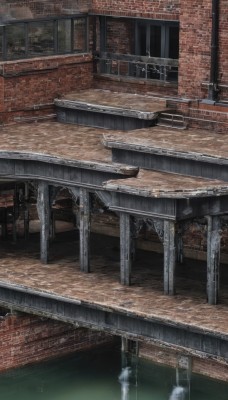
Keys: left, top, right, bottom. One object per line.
{"left": 0, "top": 234, "right": 227, "bottom": 361}
{"left": 103, "top": 126, "right": 228, "bottom": 180}
{"left": 55, "top": 89, "right": 169, "bottom": 130}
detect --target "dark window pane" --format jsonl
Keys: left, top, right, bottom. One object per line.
{"left": 28, "top": 21, "right": 54, "bottom": 56}
{"left": 6, "top": 24, "right": 26, "bottom": 60}
{"left": 73, "top": 18, "right": 87, "bottom": 52}
{"left": 137, "top": 24, "right": 147, "bottom": 56}
{"left": 150, "top": 25, "right": 161, "bottom": 57}
{"left": 58, "top": 19, "right": 72, "bottom": 53}
{"left": 169, "top": 26, "right": 179, "bottom": 59}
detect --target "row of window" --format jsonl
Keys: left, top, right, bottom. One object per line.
{"left": 0, "top": 17, "right": 87, "bottom": 61}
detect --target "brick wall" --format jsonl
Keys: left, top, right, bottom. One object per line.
{"left": 0, "top": 54, "right": 93, "bottom": 124}
{"left": 0, "top": 0, "right": 90, "bottom": 20}
{"left": 0, "top": 312, "right": 114, "bottom": 372}
{"left": 91, "top": 0, "right": 180, "bottom": 20}
{"left": 139, "top": 342, "right": 228, "bottom": 382}
{"left": 178, "top": 0, "right": 211, "bottom": 100}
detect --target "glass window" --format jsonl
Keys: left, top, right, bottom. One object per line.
{"left": 28, "top": 21, "right": 54, "bottom": 56}
{"left": 150, "top": 26, "right": 161, "bottom": 57}
{"left": 137, "top": 24, "right": 147, "bottom": 56}
{"left": 58, "top": 19, "right": 72, "bottom": 54}
{"left": 169, "top": 26, "right": 179, "bottom": 59}
{"left": 73, "top": 18, "right": 87, "bottom": 53}
{"left": 5, "top": 24, "right": 26, "bottom": 60}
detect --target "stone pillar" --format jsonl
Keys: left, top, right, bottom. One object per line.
{"left": 164, "top": 220, "right": 176, "bottom": 295}
{"left": 79, "top": 188, "right": 91, "bottom": 273}
{"left": 120, "top": 213, "right": 133, "bottom": 285}
{"left": 37, "top": 181, "right": 50, "bottom": 264}
{"left": 207, "top": 215, "right": 221, "bottom": 305}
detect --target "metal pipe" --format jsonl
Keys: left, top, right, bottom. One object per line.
{"left": 208, "top": 0, "right": 219, "bottom": 101}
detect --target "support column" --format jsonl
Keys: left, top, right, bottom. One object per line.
{"left": 207, "top": 215, "right": 221, "bottom": 305}
{"left": 37, "top": 181, "right": 50, "bottom": 264}
{"left": 120, "top": 213, "right": 133, "bottom": 286}
{"left": 24, "top": 182, "right": 30, "bottom": 240}
{"left": 176, "top": 224, "right": 184, "bottom": 264}
{"left": 164, "top": 220, "right": 176, "bottom": 295}
{"left": 79, "top": 188, "right": 91, "bottom": 273}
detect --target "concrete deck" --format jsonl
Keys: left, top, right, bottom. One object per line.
{"left": 103, "top": 126, "right": 228, "bottom": 164}
{"left": 55, "top": 89, "right": 168, "bottom": 120}
{"left": 0, "top": 233, "right": 228, "bottom": 338}
{"left": 1, "top": 122, "right": 228, "bottom": 198}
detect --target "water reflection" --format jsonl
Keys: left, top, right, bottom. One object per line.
{"left": 169, "top": 386, "right": 186, "bottom": 400}
{"left": 0, "top": 345, "right": 227, "bottom": 400}
{"left": 119, "top": 367, "right": 132, "bottom": 400}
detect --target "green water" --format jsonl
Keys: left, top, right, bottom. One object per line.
{"left": 0, "top": 345, "right": 227, "bottom": 400}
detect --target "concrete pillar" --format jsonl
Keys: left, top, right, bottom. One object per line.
{"left": 79, "top": 188, "right": 91, "bottom": 273}
{"left": 164, "top": 220, "right": 176, "bottom": 295}
{"left": 37, "top": 181, "right": 50, "bottom": 264}
{"left": 120, "top": 213, "right": 133, "bottom": 285}
{"left": 207, "top": 215, "right": 221, "bottom": 305}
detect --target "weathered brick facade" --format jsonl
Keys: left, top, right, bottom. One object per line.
{"left": 0, "top": 311, "right": 113, "bottom": 372}
{"left": 0, "top": 0, "right": 227, "bottom": 128}
{"left": 139, "top": 342, "right": 228, "bottom": 382}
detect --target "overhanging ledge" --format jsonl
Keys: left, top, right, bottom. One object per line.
{"left": 0, "top": 283, "right": 227, "bottom": 361}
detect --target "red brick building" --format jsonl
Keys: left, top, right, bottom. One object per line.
{"left": 0, "top": 0, "right": 227, "bottom": 130}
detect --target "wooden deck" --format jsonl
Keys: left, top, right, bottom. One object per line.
{"left": 0, "top": 233, "right": 227, "bottom": 361}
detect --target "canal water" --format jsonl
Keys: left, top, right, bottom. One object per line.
{"left": 0, "top": 344, "right": 227, "bottom": 400}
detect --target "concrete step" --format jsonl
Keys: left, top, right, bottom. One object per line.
{"left": 103, "top": 126, "right": 228, "bottom": 181}
{"left": 54, "top": 89, "right": 171, "bottom": 131}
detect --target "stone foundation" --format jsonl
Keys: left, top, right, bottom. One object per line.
{"left": 139, "top": 342, "right": 228, "bottom": 382}
{"left": 0, "top": 310, "right": 114, "bottom": 372}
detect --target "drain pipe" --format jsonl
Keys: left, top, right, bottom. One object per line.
{"left": 208, "top": 0, "right": 219, "bottom": 101}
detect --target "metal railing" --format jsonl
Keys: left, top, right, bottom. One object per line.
{"left": 95, "top": 52, "right": 178, "bottom": 83}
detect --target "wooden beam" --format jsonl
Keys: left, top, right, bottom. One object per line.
{"left": 207, "top": 215, "right": 221, "bottom": 305}
{"left": 120, "top": 213, "right": 133, "bottom": 285}
{"left": 164, "top": 220, "right": 176, "bottom": 295}
{"left": 37, "top": 181, "right": 50, "bottom": 264}
{"left": 79, "top": 188, "right": 91, "bottom": 273}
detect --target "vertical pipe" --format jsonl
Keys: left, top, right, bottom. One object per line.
{"left": 208, "top": 0, "right": 219, "bottom": 101}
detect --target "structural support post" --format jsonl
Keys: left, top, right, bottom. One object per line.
{"left": 79, "top": 188, "right": 91, "bottom": 273}
{"left": 120, "top": 213, "right": 133, "bottom": 285}
{"left": 164, "top": 220, "right": 176, "bottom": 295}
{"left": 37, "top": 181, "right": 50, "bottom": 264}
{"left": 176, "top": 223, "right": 184, "bottom": 264}
{"left": 207, "top": 215, "right": 221, "bottom": 305}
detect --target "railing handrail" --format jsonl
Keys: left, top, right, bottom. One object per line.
{"left": 97, "top": 52, "right": 178, "bottom": 67}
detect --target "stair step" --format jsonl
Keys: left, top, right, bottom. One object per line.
{"left": 157, "top": 112, "right": 187, "bottom": 130}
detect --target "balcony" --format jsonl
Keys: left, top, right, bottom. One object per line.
{"left": 95, "top": 52, "right": 178, "bottom": 84}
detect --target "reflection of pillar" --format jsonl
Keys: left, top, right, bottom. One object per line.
{"left": 79, "top": 188, "right": 90, "bottom": 273}
{"left": 207, "top": 215, "right": 220, "bottom": 305}
{"left": 164, "top": 220, "right": 176, "bottom": 295}
{"left": 37, "top": 181, "right": 50, "bottom": 264}
{"left": 120, "top": 213, "right": 133, "bottom": 285}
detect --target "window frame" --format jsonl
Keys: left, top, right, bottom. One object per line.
{"left": 0, "top": 15, "right": 88, "bottom": 61}
{"left": 135, "top": 19, "right": 179, "bottom": 59}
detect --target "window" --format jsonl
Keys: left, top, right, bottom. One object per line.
{"left": 136, "top": 20, "right": 179, "bottom": 81}
{"left": 5, "top": 23, "right": 26, "bottom": 60}
{"left": 0, "top": 16, "right": 88, "bottom": 61}
{"left": 28, "top": 21, "right": 54, "bottom": 56}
